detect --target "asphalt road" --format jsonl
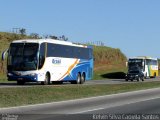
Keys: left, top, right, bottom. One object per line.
{"left": 0, "top": 77, "right": 160, "bottom": 88}
{"left": 0, "top": 88, "right": 160, "bottom": 120}
{"left": 89, "top": 97, "right": 160, "bottom": 114}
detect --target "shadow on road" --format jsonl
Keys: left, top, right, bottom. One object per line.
{"left": 0, "top": 82, "right": 73, "bottom": 87}
{"left": 0, "top": 82, "right": 40, "bottom": 86}
{"left": 0, "top": 82, "right": 17, "bottom": 85}
{"left": 101, "top": 72, "right": 126, "bottom": 79}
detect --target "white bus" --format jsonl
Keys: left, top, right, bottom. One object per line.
{"left": 127, "top": 56, "right": 158, "bottom": 78}
{"left": 2, "top": 39, "right": 93, "bottom": 85}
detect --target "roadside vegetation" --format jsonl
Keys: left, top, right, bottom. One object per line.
{"left": 93, "top": 45, "right": 127, "bottom": 79}
{"left": 0, "top": 81, "right": 160, "bottom": 108}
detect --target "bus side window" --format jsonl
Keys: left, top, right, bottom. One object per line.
{"left": 38, "top": 43, "right": 45, "bottom": 69}
{"left": 89, "top": 48, "right": 93, "bottom": 59}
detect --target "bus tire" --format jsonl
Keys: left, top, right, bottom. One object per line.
{"left": 76, "top": 73, "right": 81, "bottom": 84}
{"left": 145, "top": 73, "right": 147, "bottom": 79}
{"left": 125, "top": 79, "right": 128, "bottom": 81}
{"left": 154, "top": 73, "right": 156, "bottom": 78}
{"left": 42, "top": 72, "right": 50, "bottom": 85}
{"left": 80, "top": 73, "right": 85, "bottom": 84}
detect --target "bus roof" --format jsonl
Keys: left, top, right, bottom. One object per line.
{"left": 129, "top": 56, "right": 157, "bottom": 60}
{"left": 11, "top": 39, "right": 89, "bottom": 48}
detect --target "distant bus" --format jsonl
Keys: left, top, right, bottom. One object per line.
{"left": 127, "top": 56, "right": 158, "bottom": 78}
{"left": 2, "top": 39, "right": 93, "bottom": 85}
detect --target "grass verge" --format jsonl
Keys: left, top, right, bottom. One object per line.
{"left": 0, "top": 73, "right": 7, "bottom": 82}
{"left": 0, "top": 81, "right": 160, "bottom": 108}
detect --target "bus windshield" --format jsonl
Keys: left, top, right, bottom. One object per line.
{"left": 7, "top": 43, "right": 39, "bottom": 71}
{"left": 128, "top": 59, "right": 143, "bottom": 70}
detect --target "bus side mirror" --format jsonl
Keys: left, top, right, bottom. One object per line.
{"left": 142, "top": 62, "right": 144, "bottom": 66}
{"left": 1, "top": 49, "right": 8, "bottom": 61}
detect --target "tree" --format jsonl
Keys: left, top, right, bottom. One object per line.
{"left": 61, "top": 35, "right": 68, "bottom": 41}
{"left": 49, "top": 35, "right": 58, "bottom": 39}
{"left": 30, "top": 33, "right": 40, "bottom": 39}
{"left": 19, "top": 28, "right": 26, "bottom": 35}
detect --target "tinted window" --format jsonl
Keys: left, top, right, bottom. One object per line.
{"left": 8, "top": 43, "right": 39, "bottom": 71}
{"left": 47, "top": 43, "right": 92, "bottom": 59}
{"left": 146, "top": 59, "right": 157, "bottom": 65}
{"left": 38, "top": 43, "right": 46, "bottom": 69}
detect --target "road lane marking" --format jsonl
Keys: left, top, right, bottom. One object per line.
{"left": 72, "top": 96, "right": 160, "bottom": 114}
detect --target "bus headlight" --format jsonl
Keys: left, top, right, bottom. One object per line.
{"left": 8, "top": 73, "right": 13, "bottom": 76}
{"left": 28, "top": 73, "right": 37, "bottom": 77}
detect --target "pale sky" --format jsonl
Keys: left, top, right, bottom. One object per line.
{"left": 1, "top": 0, "right": 160, "bottom": 58}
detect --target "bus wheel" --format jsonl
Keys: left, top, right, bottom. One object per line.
{"left": 17, "top": 80, "right": 25, "bottom": 85}
{"left": 80, "top": 73, "right": 85, "bottom": 84}
{"left": 76, "top": 73, "right": 81, "bottom": 84}
{"left": 154, "top": 73, "right": 156, "bottom": 78}
{"left": 145, "top": 73, "right": 147, "bottom": 79}
{"left": 137, "top": 77, "right": 140, "bottom": 82}
{"left": 42, "top": 72, "right": 50, "bottom": 85}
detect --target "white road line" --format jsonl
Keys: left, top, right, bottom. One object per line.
{"left": 72, "top": 96, "right": 160, "bottom": 114}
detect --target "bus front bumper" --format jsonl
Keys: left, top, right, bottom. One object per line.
{"left": 7, "top": 74, "right": 38, "bottom": 82}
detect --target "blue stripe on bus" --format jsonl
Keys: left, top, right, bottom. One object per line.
{"left": 62, "top": 60, "right": 93, "bottom": 81}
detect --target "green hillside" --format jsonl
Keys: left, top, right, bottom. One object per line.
{"left": 0, "top": 32, "right": 127, "bottom": 80}
{"left": 93, "top": 46, "right": 127, "bottom": 79}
